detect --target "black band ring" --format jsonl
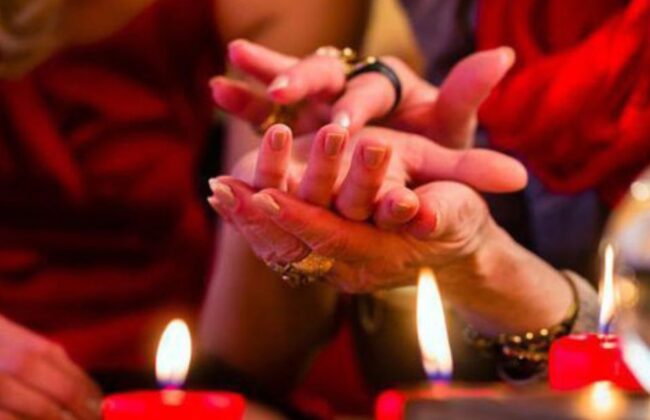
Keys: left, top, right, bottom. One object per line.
{"left": 347, "top": 58, "right": 402, "bottom": 116}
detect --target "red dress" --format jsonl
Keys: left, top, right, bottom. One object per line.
{"left": 0, "top": 0, "right": 222, "bottom": 371}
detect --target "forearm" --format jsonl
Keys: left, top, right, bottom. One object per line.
{"left": 199, "top": 223, "right": 339, "bottom": 393}
{"left": 438, "top": 219, "right": 596, "bottom": 336}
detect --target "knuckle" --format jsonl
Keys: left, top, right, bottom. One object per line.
{"left": 10, "top": 351, "right": 37, "bottom": 379}
{"left": 57, "top": 384, "right": 78, "bottom": 407}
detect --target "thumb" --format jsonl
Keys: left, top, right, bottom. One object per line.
{"left": 432, "top": 47, "right": 515, "bottom": 148}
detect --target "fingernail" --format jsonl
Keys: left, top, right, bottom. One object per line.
{"left": 252, "top": 192, "right": 281, "bottom": 216}
{"left": 362, "top": 146, "right": 387, "bottom": 169}
{"left": 324, "top": 133, "right": 344, "bottom": 156}
{"left": 268, "top": 75, "right": 289, "bottom": 93}
{"left": 499, "top": 46, "right": 515, "bottom": 67}
{"left": 332, "top": 111, "right": 351, "bottom": 129}
{"left": 211, "top": 181, "right": 237, "bottom": 208}
{"left": 207, "top": 196, "right": 220, "bottom": 209}
{"left": 392, "top": 200, "right": 416, "bottom": 217}
{"left": 270, "top": 130, "right": 288, "bottom": 151}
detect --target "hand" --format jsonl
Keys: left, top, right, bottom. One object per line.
{"left": 0, "top": 315, "right": 102, "bottom": 420}
{"left": 211, "top": 39, "right": 514, "bottom": 148}
{"left": 211, "top": 175, "right": 493, "bottom": 293}
{"left": 0, "top": 0, "right": 63, "bottom": 78}
{"left": 208, "top": 125, "right": 526, "bottom": 290}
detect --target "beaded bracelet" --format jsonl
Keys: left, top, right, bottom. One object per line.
{"left": 463, "top": 271, "right": 580, "bottom": 365}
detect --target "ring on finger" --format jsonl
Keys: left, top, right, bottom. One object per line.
{"left": 256, "top": 104, "right": 298, "bottom": 135}
{"left": 267, "top": 252, "right": 335, "bottom": 287}
{"left": 347, "top": 57, "right": 402, "bottom": 116}
{"left": 313, "top": 46, "right": 403, "bottom": 117}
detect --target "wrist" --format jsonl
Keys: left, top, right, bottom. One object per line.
{"left": 436, "top": 219, "right": 574, "bottom": 336}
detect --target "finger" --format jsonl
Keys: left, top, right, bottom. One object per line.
{"left": 373, "top": 187, "right": 420, "bottom": 230}
{"left": 207, "top": 194, "right": 234, "bottom": 223}
{"left": 253, "top": 124, "right": 293, "bottom": 190}
{"left": 210, "top": 76, "right": 273, "bottom": 125}
{"left": 381, "top": 128, "right": 527, "bottom": 192}
{"left": 0, "top": 374, "right": 66, "bottom": 419}
{"left": 43, "top": 346, "right": 103, "bottom": 410}
{"left": 418, "top": 147, "right": 528, "bottom": 192}
{"left": 405, "top": 181, "right": 487, "bottom": 241}
{"left": 267, "top": 54, "right": 347, "bottom": 104}
{"left": 335, "top": 137, "right": 392, "bottom": 221}
{"left": 250, "top": 189, "right": 383, "bottom": 261}
{"left": 331, "top": 56, "right": 438, "bottom": 132}
{"left": 0, "top": 347, "right": 99, "bottom": 420}
{"left": 433, "top": 47, "right": 515, "bottom": 148}
{"left": 297, "top": 124, "right": 348, "bottom": 206}
{"left": 0, "top": 318, "right": 102, "bottom": 412}
{"left": 228, "top": 39, "right": 298, "bottom": 84}
{"left": 209, "top": 177, "right": 310, "bottom": 264}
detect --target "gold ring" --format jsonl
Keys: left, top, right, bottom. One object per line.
{"left": 256, "top": 104, "right": 299, "bottom": 135}
{"left": 268, "top": 252, "right": 335, "bottom": 287}
{"left": 314, "top": 46, "right": 359, "bottom": 76}
{"left": 255, "top": 46, "right": 361, "bottom": 135}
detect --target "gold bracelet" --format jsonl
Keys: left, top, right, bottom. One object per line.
{"left": 463, "top": 271, "right": 579, "bottom": 363}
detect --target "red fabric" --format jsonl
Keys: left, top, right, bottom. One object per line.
{"left": 477, "top": 0, "right": 650, "bottom": 205}
{"left": 296, "top": 323, "right": 373, "bottom": 418}
{"left": 0, "top": 0, "right": 222, "bottom": 371}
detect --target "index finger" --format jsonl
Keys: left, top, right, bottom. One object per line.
{"left": 228, "top": 39, "right": 298, "bottom": 83}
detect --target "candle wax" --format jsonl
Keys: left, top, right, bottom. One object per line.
{"left": 549, "top": 333, "right": 641, "bottom": 391}
{"left": 375, "top": 382, "right": 506, "bottom": 420}
{"left": 102, "top": 390, "right": 245, "bottom": 420}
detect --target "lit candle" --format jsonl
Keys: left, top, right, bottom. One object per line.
{"left": 574, "top": 381, "right": 627, "bottom": 419}
{"left": 548, "top": 245, "right": 641, "bottom": 391}
{"left": 102, "top": 319, "right": 245, "bottom": 419}
{"left": 375, "top": 268, "right": 505, "bottom": 420}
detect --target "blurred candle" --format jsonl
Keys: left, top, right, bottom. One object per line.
{"left": 549, "top": 245, "right": 641, "bottom": 391}
{"left": 376, "top": 268, "right": 503, "bottom": 420}
{"left": 574, "top": 381, "right": 627, "bottom": 419}
{"left": 102, "top": 319, "right": 245, "bottom": 419}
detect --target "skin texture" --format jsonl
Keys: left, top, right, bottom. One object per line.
{"left": 206, "top": 39, "right": 575, "bottom": 391}
{"left": 211, "top": 40, "right": 515, "bottom": 146}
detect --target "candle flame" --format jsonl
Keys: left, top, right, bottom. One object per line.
{"left": 599, "top": 245, "right": 616, "bottom": 334}
{"left": 416, "top": 267, "right": 453, "bottom": 380}
{"left": 576, "top": 381, "right": 625, "bottom": 419}
{"left": 156, "top": 319, "right": 192, "bottom": 388}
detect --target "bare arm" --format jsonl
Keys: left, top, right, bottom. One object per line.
{"left": 198, "top": 0, "right": 370, "bottom": 393}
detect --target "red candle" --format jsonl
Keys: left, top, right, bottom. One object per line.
{"left": 375, "top": 269, "right": 506, "bottom": 419}
{"left": 101, "top": 319, "right": 245, "bottom": 419}
{"left": 103, "top": 390, "right": 245, "bottom": 420}
{"left": 549, "top": 333, "right": 641, "bottom": 391}
{"left": 376, "top": 383, "right": 505, "bottom": 420}
{"left": 549, "top": 245, "right": 641, "bottom": 391}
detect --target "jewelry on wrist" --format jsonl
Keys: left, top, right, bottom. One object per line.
{"left": 463, "top": 271, "right": 579, "bottom": 364}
